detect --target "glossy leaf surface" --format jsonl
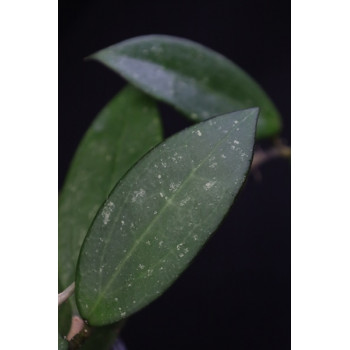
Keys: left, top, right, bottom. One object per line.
{"left": 58, "top": 86, "right": 163, "bottom": 304}
{"left": 76, "top": 108, "right": 258, "bottom": 326}
{"left": 90, "top": 35, "right": 280, "bottom": 139}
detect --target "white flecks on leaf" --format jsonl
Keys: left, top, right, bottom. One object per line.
{"left": 179, "top": 196, "right": 191, "bottom": 206}
{"left": 132, "top": 188, "right": 146, "bottom": 202}
{"left": 176, "top": 243, "right": 184, "bottom": 251}
{"left": 169, "top": 182, "right": 180, "bottom": 192}
{"left": 204, "top": 181, "right": 216, "bottom": 191}
{"left": 101, "top": 201, "right": 115, "bottom": 225}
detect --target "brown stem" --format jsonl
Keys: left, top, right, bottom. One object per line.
{"left": 58, "top": 282, "right": 75, "bottom": 306}
{"left": 251, "top": 140, "right": 291, "bottom": 171}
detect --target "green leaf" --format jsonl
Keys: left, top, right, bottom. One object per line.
{"left": 76, "top": 108, "right": 258, "bottom": 326}
{"left": 58, "top": 298, "right": 72, "bottom": 337}
{"left": 58, "top": 85, "right": 163, "bottom": 308}
{"left": 89, "top": 35, "right": 281, "bottom": 139}
{"left": 80, "top": 324, "right": 118, "bottom": 350}
{"left": 58, "top": 333, "right": 68, "bottom": 350}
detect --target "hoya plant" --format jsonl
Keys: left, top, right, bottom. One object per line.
{"left": 58, "top": 35, "right": 289, "bottom": 349}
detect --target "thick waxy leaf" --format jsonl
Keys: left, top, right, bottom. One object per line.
{"left": 90, "top": 35, "right": 280, "bottom": 139}
{"left": 76, "top": 108, "right": 258, "bottom": 326}
{"left": 58, "top": 333, "right": 68, "bottom": 350}
{"left": 58, "top": 85, "right": 163, "bottom": 307}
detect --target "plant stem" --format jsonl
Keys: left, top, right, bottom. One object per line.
{"left": 251, "top": 140, "right": 291, "bottom": 171}
{"left": 58, "top": 282, "right": 75, "bottom": 306}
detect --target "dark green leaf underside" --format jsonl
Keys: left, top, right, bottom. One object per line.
{"left": 76, "top": 108, "right": 258, "bottom": 326}
{"left": 58, "top": 85, "right": 163, "bottom": 310}
{"left": 90, "top": 35, "right": 280, "bottom": 139}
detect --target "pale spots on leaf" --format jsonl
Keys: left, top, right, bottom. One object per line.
{"left": 169, "top": 182, "right": 180, "bottom": 192}
{"left": 101, "top": 200, "right": 115, "bottom": 225}
{"left": 179, "top": 196, "right": 191, "bottom": 206}
{"left": 204, "top": 181, "right": 216, "bottom": 191}
{"left": 176, "top": 243, "right": 184, "bottom": 251}
{"left": 132, "top": 188, "right": 146, "bottom": 203}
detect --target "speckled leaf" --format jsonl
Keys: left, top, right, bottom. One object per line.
{"left": 89, "top": 35, "right": 280, "bottom": 139}
{"left": 76, "top": 108, "right": 258, "bottom": 326}
{"left": 58, "top": 333, "right": 68, "bottom": 350}
{"left": 58, "top": 85, "right": 163, "bottom": 309}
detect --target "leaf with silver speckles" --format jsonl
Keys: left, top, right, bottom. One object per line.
{"left": 89, "top": 35, "right": 280, "bottom": 139}
{"left": 76, "top": 108, "right": 258, "bottom": 326}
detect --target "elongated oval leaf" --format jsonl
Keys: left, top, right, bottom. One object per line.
{"left": 89, "top": 35, "right": 280, "bottom": 139}
{"left": 76, "top": 108, "right": 258, "bottom": 326}
{"left": 58, "top": 85, "right": 163, "bottom": 305}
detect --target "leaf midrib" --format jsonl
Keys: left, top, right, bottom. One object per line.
{"left": 85, "top": 115, "right": 250, "bottom": 318}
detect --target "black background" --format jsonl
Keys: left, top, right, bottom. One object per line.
{"left": 59, "top": 0, "right": 290, "bottom": 349}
